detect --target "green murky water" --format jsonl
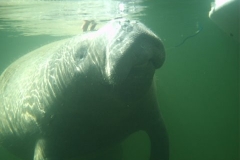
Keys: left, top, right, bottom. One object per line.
{"left": 0, "top": 0, "right": 239, "bottom": 160}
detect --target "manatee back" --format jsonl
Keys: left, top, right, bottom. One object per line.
{"left": 0, "top": 38, "right": 71, "bottom": 142}
{"left": 0, "top": 39, "right": 68, "bottom": 92}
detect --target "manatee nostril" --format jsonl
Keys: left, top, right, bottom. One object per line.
{"left": 118, "top": 19, "right": 133, "bottom": 32}
{"left": 122, "top": 24, "right": 133, "bottom": 32}
{"left": 117, "top": 38, "right": 122, "bottom": 42}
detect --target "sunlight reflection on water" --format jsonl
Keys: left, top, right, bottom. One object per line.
{"left": 0, "top": 0, "right": 147, "bottom": 36}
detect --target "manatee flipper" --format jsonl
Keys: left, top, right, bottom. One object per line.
{"left": 141, "top": 85, "right": 169, "bottom": 160}
{"left": 145, "top": 118, "right": 169, "bottom": 160}
{"left": 34, "top": 139, "right": 47, "bottom": 160}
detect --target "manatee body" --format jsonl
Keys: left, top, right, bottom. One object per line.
{"left": 0, "top": 19, "right": 168, "bottom": 160}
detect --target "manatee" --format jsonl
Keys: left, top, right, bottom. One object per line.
{"left": 0, "top": 18, "right": 168, "bottom": 160}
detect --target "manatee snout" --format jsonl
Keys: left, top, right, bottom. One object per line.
{"left": 99, "top": 18, "right": 165, "bottom": 84}
{"left": 128, "top": 34, "right": 165, "bottom": 69}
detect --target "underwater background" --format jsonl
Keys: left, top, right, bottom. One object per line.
{"left": 0, "top": 0, "right": 239, "bottom": 160}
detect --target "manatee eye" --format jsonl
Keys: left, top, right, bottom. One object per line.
{"left": 75, "top": 45, "right": 88, "bottom": 60}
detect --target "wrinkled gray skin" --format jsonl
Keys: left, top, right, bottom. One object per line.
{"left": 0, "top": 19, "right": 168, "bottom": 160}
